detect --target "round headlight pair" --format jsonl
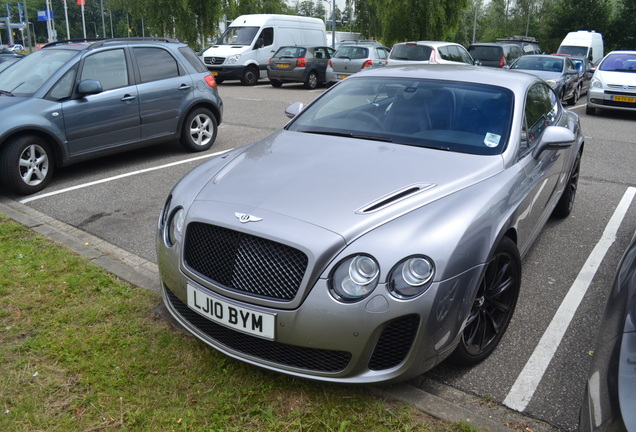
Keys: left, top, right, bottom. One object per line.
{"left": 165, "top": 207, "right": 185, "bottom": 247}
{"left": 330, "top": 254, "right": 435, "bottom": 302}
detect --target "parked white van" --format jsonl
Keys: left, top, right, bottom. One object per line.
{"left": 557, "top": 31, "right": 604, "bottom": 64}
{"left": 202, "top": 14, "right": 327, "bottom": 85}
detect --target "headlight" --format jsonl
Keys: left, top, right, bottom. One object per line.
{"left": 591, "top": 78, "right": 602, "bottom": 88}
{"left": 226, "top": 54, "right": 241, "bottom": 64}
{"left": 165, "top": 207, "right": 185, "bottom": 247}
{"left": 330, "top": 255, "right": 379, "bottom": 301}
{"left": 388, "top": 256, "right": 435, "bottom": 299}
{"left": 545, "top": 79, "right": 558, "bottom": 88}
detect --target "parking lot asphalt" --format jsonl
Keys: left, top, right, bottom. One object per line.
{"left": 0, "top": 197, "right": 562, "bottom": 432}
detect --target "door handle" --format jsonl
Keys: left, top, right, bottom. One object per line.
{"left": 121, "top": 94, "right": 136, "bottom": 101}
{"left": 179, "top": 84, "right": 191, "bottom": 90}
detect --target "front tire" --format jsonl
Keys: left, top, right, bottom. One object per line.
{"left": 567, "top": 84, "right": 580, "bottom": 106}
{"left": 0, "top": 135, "right": 54, "bottom": 195}
{"left": 586, "top": 104, "right": 596, "bottom": 115}
{"left": 180, "top": 108, "right": 218, "bottom": 152}
{"left": 553, "top": 150, "right": 581, "bottom": 218}
{"left": 241, "top": 66, "right": 259, "bottom": 86}
{"left": 449, "top": 237, "right": 521, "bottom": 366}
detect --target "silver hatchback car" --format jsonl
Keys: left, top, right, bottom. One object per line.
{"left": 326, "top": 42, "right": 390, "bottom": 84}
{"left": 157, "top": 65, "right": 583, "bottom": 384}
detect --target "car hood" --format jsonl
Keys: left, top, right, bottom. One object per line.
{"left": 192, "top": 130, "right": 504, "bottom": 241}
{"left": 597, "top": 70, "right": 636, "bottom": 86}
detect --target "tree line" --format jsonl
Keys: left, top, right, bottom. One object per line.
{"left": 15, "top": 0, "right": 636, "bottom": 53}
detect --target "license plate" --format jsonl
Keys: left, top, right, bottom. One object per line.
{"left": 211, "top": 71, "right": 218, "bottom": 76}
{"left": 612, "top": 95, "right": 636, "bottom": 103}
{"left": 277, "top": 63, "right": 290, "bottom": 69}
{"left": 337, "top": 74, "right": 349, "bottom": 80}
{"left": 187, "top": 284, "right": 275, "bottom": 340}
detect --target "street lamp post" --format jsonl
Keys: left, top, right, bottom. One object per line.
{"left": 322, "top": 0, "right": 336, "bottom": 48}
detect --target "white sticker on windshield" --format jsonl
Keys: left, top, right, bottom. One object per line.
{"left": 484, "top": 133, "right": 501, "bottom": 148}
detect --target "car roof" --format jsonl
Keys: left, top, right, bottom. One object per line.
{"left": 349, "top": 63, "right": 540, "bottom": 92}
{"left": 606, "top": 50, "right": 636, "bottom": 55}
{"left": 41, "top": 37, "right": 185, "bottom": 52}
{"left": 394, "top": 41, "right": 461, "bottom": 48}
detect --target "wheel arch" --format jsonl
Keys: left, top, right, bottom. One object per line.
{"left": 178, "top": 101, "right": 223, "bottom": 133}
{"left": 0, "top": 129, "right": 66, "bottom": 168}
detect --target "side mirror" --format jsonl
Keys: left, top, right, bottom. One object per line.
{"left": 285, "top": 101, "right": 304, "bottom": 119}
{"left": 77, "top": 79, "right": 103, "bottom": 95}
{"left": 532, "top": 126, "right": 576, "bottom": 158}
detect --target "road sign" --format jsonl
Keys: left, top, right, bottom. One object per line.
{"left": 37, "top": 10, "right": 54, "bottom": 21}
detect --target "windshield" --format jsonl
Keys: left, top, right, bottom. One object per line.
{"left": 557, "top": 46, "right": 588, "bottom": 57}
{"left": 217, "top": 26, "right": 259, "bottom": 46}
{"left": 511, "top": 57, "right": 563, "bottom": 73}
{"left": 286, "top": 77, "right": 513, "bottom": 156}
{"left": 0, "top": 48, "right": 76, "bottom": 97}
{"left": 600, "top": 53, "right": 636, "bottom": 72}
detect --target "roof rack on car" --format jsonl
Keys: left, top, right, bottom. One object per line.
{"left": 42, "top": 37, "right": 181, "bottom": 49}
{"left": 496, "top": 35, "right": 539, "bottom": 42}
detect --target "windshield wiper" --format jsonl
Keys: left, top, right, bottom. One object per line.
{"left": 302, "top": 129, "right": 393, "bottom": 142}
{"left": 0, "top": 89, "right": 14, "bottom": 96}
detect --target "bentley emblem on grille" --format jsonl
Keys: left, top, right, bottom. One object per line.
{"left": 235, "top": 212, "right": 263, "bottom": 223}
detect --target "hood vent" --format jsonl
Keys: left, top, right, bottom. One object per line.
{"left": 357, "top": 183, "right": 436, "bottom": 214}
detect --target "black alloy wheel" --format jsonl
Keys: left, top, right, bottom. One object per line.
{"left": 553, "top": 149, "right": 581, "bottom": 218}
{"left": 449, "top": 237, "right": 521, "bottom": 366}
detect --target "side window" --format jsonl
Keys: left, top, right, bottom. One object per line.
{"left": 81, "top": 49, "right": 128, "bottom": 91}
{"left": 134, "top": 47, "right": 180, "bottom": 83}
{"left": 438, "top": 46, "right": 450, "bottom": 61}
{"left": 522, "top": 82, "right": 559, "bottom": 151}
{"left": 458, "top": 46, "right": 473, "bottom": 64}
{"left": 375, "top": 47, "right": 387, "bottom": 60}
{"left": 258, "top": 27, "right": 274, "bottom": 47}
{"left": 314, "top": 47, "right": 326, "bottom": 59}
{"left": 48, "top": 66, "right": 77, "bottom": 101}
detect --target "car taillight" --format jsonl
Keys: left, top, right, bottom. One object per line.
{"left": 204, "top": 74, "right": 217, "bottom": 89}
{"left": 328, "top": 59, "right": 332, "bottom": 67}
{"left": 268, "top": 57, "right": 273, "bottom": 66}
{"left": 296, "top": 57, "right": 306, "bottom": 67}
{"left": 499, "top": 56, "right": 506, "bottom": 68}
{"left": 431, "top": 51, "right": 439, "bottom": 64}
{"left": 362, "top": 59, "right": 373, "bottom": 69}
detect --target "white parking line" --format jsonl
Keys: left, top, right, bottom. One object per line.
{"left": 19, "top": 149, "right": 232, "bottom": 204}
{"left": 504, "top": 186, "right": 636, "bottom": 412}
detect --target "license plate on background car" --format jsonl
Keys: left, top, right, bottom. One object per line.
{"left": 612, "top": 95, "right": 636, "bottom": 103}
{"left": 338, "top": 74, "right": 348, "bottom": 80}
{"left": 187, "top": 284, "right": 275, "bottom": 340}
{"left": 277, "top": 63, "right": 290, "bottom": 69}
{"left": 211, "top": 71, "right": 218, "bottom": 76}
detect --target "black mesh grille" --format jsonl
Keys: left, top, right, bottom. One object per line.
{"left": 184, "top": 223, "right": 308, "bottom": 301}
{"left": 204, "top": 56, "right": 225, "bottom": 65}
{"left": 165, "top": 287, "right": 351, "bottom": 373}
{"left": 368, "top": 315, "right": 420, "bottom": 370}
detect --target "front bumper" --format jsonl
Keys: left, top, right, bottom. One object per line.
{"left": 159, "top": 263, "right": 483, "bottom": 384}
{"left": 587, "top": 86, "right": 636, "bottom": 112}
{"left": 207, "top": 64, "right": 247, "bottom": 80}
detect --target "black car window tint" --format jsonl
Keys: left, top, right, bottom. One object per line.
{"left": 134, "top": 47, "right": 180, "bottom": 83}
{"left": 81, "top": 49, "right": 128, "bottom": 91}
{"left": 525, "top": 83, "right": 556, "bottom": 146}
{"left": 259, "top": 27, "right": 274, "bottom": 47}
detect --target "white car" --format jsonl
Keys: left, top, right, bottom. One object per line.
{"left": 8, "top": 44, "right": 24, "bottom": 53}
{"left": 586, "top": 50, "right": 636, "bottom": 115}
{"left": 387, "top": 41, "right": 474, "bottom": 66}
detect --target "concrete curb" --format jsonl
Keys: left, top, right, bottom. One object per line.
{"left": 0, "top": 197, "right": 560, "bottom": 432}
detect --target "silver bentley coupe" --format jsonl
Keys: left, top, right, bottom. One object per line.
{"left": 156, "top": 65, "right": 584, "bottom": 384}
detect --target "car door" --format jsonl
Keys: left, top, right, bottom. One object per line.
{"left": 132, "top": 46, "right": 193, "bottom": 141}
{"left": 313, "top": 47, "right": 330, "bottom": 81}
{"left": 516, "top": 82, "right": 567, "bottom": 249}
{"left": 563, "top": 58, "right": 579, "bottom": 98}
{"left": 62, "top": 48, "right": 141, "bottom": 156}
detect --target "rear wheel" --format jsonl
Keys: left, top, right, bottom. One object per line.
{"left": 270, "top": 79, "right": 283, "bottom": 88}
{"left": 586, "top": 104, "right": 596, "bottom": 115}
{"left": 180, "top": 108, "right": 217, "bottom": 152}
{"left": 304, "top": 71, "right": 318, "bottom": 89}
{"left": 241, "top": 66, "right": 259, "bottom": 86}
{"left": 449, "top": 237, "right": 521, "bottom": 366}
{"left": 0, "top": 135, "right": 54, "bottom": 195}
